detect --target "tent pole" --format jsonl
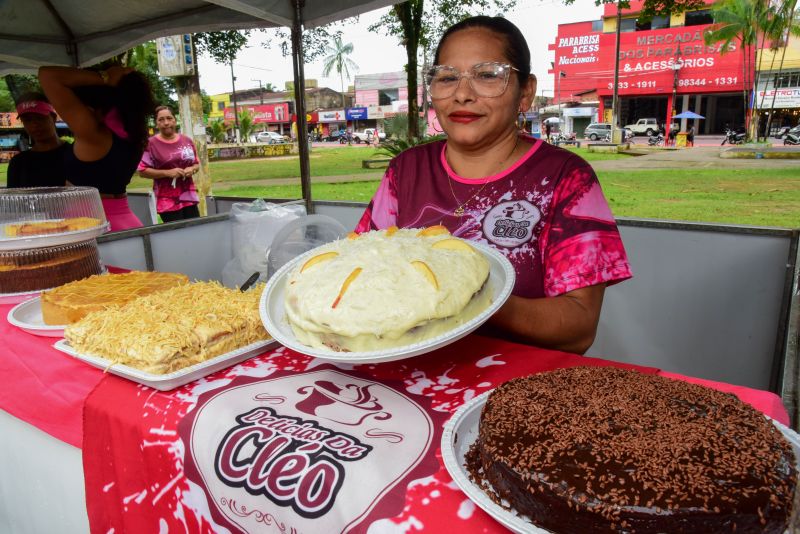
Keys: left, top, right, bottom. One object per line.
{"left": 291, "top": 0, "right": 313, "bottom": 215}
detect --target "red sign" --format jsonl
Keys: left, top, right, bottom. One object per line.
{"left": 224, "top": 103, "right": 290, "bottom": 123}
{"left": 551, "top": 21, "right": 749, "bottom": 99}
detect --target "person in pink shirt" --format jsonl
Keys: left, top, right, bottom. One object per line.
{"left": 137, "top": 106, "right": 200, "bottom": 222}
{"left": 356, "top": 16, "right": 632, "bottom": 354}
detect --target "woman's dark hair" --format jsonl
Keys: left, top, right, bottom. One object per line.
{"left": 74, "top": 70, "right": 156, "bottom": 151}
{"left": 433, "top": 16, "right": 531, "bottom": 86}
{"left": 155, "top": 105, "right": 173, "bottom": 116}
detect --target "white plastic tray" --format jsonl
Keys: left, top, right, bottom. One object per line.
{"left": 441, "top": 391, "right": 800, "bottom": 534}
{"left": 7, "top": 297, "right": 64, "bottom": 337}
{"left": 53, "top": 338, "right": 278, "bottom": 391}
{"left": 260, "top": 240, "right": 515, "bottom": 364}
{"left": 0, "top": 220, "right": 110, "bottom": 250}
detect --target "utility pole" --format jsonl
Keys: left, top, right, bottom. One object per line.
{"left": 251, "top": 79, "right": 264, "bottom": 105}
{"left": 610, "top": 0, "right": 623, "bottom": 143}
{"left": 229, "top": 59, "right": 240, "bottom": 143}
{"left": 667, "top": 49, "right": 682, "bottom": 143}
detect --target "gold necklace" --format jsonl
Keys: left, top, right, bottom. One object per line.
{"left": 447, "top": 136, "right": 520, "bottom": 217}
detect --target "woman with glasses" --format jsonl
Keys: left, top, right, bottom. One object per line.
{"left": 355, "top": 16, "right": 631, "bottom": 354}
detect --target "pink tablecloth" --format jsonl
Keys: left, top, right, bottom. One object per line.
{"left": 0, "top": 298, "right": 792, "bottom": 533}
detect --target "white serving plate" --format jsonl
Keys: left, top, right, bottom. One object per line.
{"left": 7, "top": 297, "right": 64, "bottom": 337}
{"left": 0, "top": 288, "right": 43, "bottom": 305}
{"left": 0, "top": 220, "right": 110, "bottom": 250}
{"left": 441, "top": 391, "right": 800, "bottom": 534}
{"left": 53, "top": 338, "right": 279, "bottom": 391}
{"left": 259, "top": 239, "right": 515, "bottom": 364}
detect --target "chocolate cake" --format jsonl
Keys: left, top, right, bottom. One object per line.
{"left": 0, "top": 241, "right": 102, "bottom": 293}
{"left": 466, "top": 366, "right": 797, "bottom": 533}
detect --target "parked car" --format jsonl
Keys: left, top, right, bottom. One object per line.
{"left": 256, "top": 131, "right": 288, "bottom": 144}
{"left": 623, "top": 118, "right": 660, "bottom": 136}
{"left": 323, "top": 130, "right": 346, "bottom": 142}
{"left": 352, "top": 128, "right": 387, "bottom": 144}
{"left": 584, "top": 123, "right": 611, "bottom": 140}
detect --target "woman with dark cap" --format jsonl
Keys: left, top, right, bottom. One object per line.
{"left": 355, "top": 16, "right": 631, "bottom": 353}
{"left": 6, "top": 93, "right": 70, "bottom": 188}
{"left": 38, "top": 65, "right": 156, "bottom": 231}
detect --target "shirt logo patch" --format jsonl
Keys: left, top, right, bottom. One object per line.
{"left": 482, "top": 200, "right": 540, "bottom": 248}
{"left": 180, "top": 145, "right": 195, "bottom": 162}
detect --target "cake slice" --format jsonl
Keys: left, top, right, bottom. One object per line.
{"left": 41, "top": 271, "right": 189, "bottom": 325}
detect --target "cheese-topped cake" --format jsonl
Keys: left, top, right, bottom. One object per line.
{"left": 4, "top": 216, "right": 102, "bottom": 237}
{"left": 41, "top": 271, "right": 190, "bottom": 325}
{"left": 466, "top": 366, "right": 797, "bottom": 533}
{"left": 64, "top": 281, "right": 270, "bottom": 374}
{"left": 284, "top": 226, "right": 492, "bottom": 352}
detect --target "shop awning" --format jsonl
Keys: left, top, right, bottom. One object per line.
{"left": 0, "top": 0, "right": 396, "bottom": 74}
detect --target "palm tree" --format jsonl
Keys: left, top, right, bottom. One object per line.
{"left": 705, "top": 0, "right": 769, "bottom": 139}
{"left": 322, "top": 36, "right": 358, "bottom": 109}
{"left": 764, "top": 0, "right": 800, "bottom": 136}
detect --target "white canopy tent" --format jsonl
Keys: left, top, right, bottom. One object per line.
{"left": 0, "top": 0, "right": 397, "bottom": 211}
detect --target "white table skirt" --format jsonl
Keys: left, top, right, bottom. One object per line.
{"left": 0, "top": 410, "right": 88, "bottom": 533}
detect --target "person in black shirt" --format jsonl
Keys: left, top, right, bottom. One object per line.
{"left": 7, "top": 93, "right": 70, "bottom": 188}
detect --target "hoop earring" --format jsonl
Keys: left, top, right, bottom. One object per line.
{"left": 432, "top": 116, "right": 443, "bottom": 133}
{"left": 516, "top": 112, "right": 527, "bottom": 132}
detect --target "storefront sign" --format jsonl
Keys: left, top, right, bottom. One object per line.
{"left": 756, "top": 88, "right": 800, "bottom": 108}
{"left": 0, "top": 112, "right": 22, "bottom": 128}
{"left": 346, "top": 107, "right": 368, "bottom": 120}
{"left": 367, "top": 105, "right": 388, "bottom": 119}
{"left": 223, "top": 103, "right": 290, "bottom": 123}
{"left": 563, "top": 106, "right": 596, "bottom": 117}
{"left": 551, "top": 21, "right": 749, "bottom": 98}
{"left": 318, "top": 110, "right": 345, "bottom": 122}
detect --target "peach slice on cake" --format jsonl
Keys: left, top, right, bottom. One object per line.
{"left": 301, "top": 251, "right": 339, "bottom": 273}
{"left": 332, "top": 267, "right": 363, "bottom": 308}
{"left": 431, "top": 238, "right": 476, "bottom": 253}
{"left": 385, "top": 226, "right": 398, "bottom": 236}
{"left": 411, "top": 261, "right": 439, "bottom": 290}
{"left": 347, "top": 232, "right": 359, "bottom": 240}
{"left": 416, "top": 225, "right": 450, "bottom": 237}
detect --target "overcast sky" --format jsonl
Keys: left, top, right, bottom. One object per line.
{"left": 196, "top": 0, "right": 603, "bottom": 100}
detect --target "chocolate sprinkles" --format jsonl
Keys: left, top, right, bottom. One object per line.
{"left": 465, "top": 366, "right": 797, "bottom": 533}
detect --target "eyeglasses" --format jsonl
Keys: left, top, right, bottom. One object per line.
{"left": 425, "top": 62, "right": 519, "bottom": 99}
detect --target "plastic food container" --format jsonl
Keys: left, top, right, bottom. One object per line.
{"left": 0, "top": 239, "right": 103, "bottom": 294}
{"left": 0, "top": 187, "right": 109, "bottom": 250}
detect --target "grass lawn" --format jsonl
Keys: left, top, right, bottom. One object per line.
{"left": 3, "top": 146, "right": 799, "bottom": 228}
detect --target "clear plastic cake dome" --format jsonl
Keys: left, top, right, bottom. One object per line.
{"left": 0, "top": 239, "right": 104, "bottom": 296}
{"left": 0, "top": 187, "right": 109, "bottom": 250}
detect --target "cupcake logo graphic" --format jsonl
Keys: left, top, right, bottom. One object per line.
{"left": 482, "top": 199, "right": 540, "bottom": 248}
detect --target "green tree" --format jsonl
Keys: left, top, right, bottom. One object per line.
{"left": 238, "top": 109, "right": 256, "bottom": 142}
{"left": 322, "top": 35, "right": 358, "bottom": 109}
{"left": 0, "top": 79, "right": 14, "bottom": 111}
{"left": 207, "top": 118, "right": 228, "bottom": 143}
{"left": 761, "top": 0, "right": 800, "bottom": 137}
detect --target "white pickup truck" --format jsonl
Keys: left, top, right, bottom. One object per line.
{"left": 623, "top": 118, "right": 660, "bottom": 136}
{"left": 352, "top": 128, "right": 387, "bottom": 144}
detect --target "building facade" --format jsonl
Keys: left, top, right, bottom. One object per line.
{"left": 549, "top": 0, "right": 750, "bottom": 134}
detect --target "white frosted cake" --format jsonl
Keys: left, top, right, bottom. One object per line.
{"left": 284, "top": 226, "right": 492, "bottom": 352}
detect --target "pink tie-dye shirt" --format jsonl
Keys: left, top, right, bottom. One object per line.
{"left": 355, "top": 137, "right": 632, "bottom": 298}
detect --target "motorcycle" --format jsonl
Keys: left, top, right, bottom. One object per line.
{"left": 783, "top": 126, "right": 800, "bottom": 145}
{"left": 775, "top": 126, "right": 791, "bottom": 139}
{"left": 721, "top": 128, "right": 746, "bottom": 145}
{"left": 648, "top": 132, "right": 664, "bottom": 146}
